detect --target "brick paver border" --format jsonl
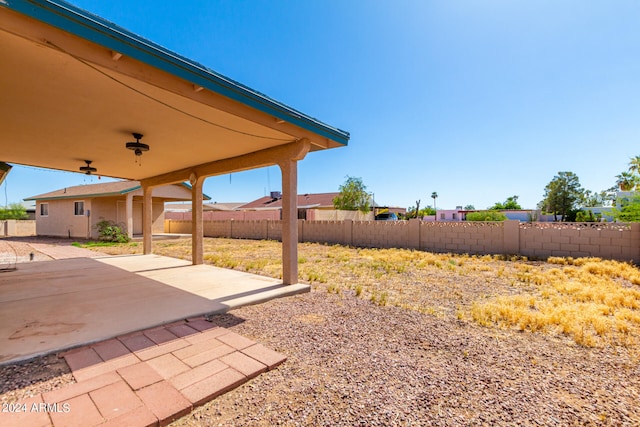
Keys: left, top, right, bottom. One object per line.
{"left": 0, "top": 318, "right": 286, "bottom": 427}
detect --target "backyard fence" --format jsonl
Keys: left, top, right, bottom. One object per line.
{"left": 164, "top": 219, "right": 640, "bottom": 263}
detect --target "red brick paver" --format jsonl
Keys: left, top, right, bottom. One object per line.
{"left": 144, "top": 327, "right": 179, "bottom": 345}
{"left": 89, "top": 380, "right": 143, "bottom": 419}
{"left": 0, "top": 394, "right": 51, "bottom": 427}
{"left": 118, "top": 362, "right": 164, "bottom": 390}
{"left": 135, "top": 381, "right": 192, "bottom": 426}
{"left": 1, "top": 318, "right": 287, "bottom": 427}
{"left": 242, "top": 343, "right": 288, "bottom": 369}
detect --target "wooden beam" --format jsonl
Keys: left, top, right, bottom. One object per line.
{"left": 140, "top": 139, "right": 310, "bottom": 188}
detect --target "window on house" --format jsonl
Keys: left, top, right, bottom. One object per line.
{"left": 40, "top": 203, "right": 49, "bottom": 216}
{"left": 74, "top": 201, "right": 85, "bottom": 216}
{"left": 440, "top": 213, "right": 445, "bottom": 220}
{"left": 452, "top": 213, "right": 457, "bottom": 220}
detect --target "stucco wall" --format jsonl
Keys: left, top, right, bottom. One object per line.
{"left": 36, "top": 197, "right": 165, "bottom": 238}
{"left": 307, "top": 209, "right": 374, "bottom": 221}
{"left": 36, "top": 199, "right": 93, "bottom": 238}
{"left": 165, "top": 219, "right": 640, "bottom": 263}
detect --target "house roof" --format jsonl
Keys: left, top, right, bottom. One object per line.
{"left": 0, "top": 0, "right": 349, "bottom": 181}
{"left": 239, "top": 193, "right": 339, "bottom": 210}
{"left": 166, "top": 202, "right": 245, "bottom": 212}
{"left": 24, "top": 180, "right": 208, "bottom": 201}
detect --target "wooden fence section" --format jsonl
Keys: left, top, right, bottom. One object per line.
{"left": 164, "top": 219, "right": 640, "bottom": 263}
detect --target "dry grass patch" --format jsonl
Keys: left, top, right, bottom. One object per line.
{"left": 472, "top": 257, "right": 640, "bottom": 347}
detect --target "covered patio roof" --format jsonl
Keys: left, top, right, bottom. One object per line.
{"left": 0, "top": 0, "right": 349, "bottom": 284}
{"left": 0, "top": 0, "right": 348, "bottom": 179}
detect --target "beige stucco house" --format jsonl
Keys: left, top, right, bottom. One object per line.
{"left": 25, "top": 181, "right": 202, "bottom": 239}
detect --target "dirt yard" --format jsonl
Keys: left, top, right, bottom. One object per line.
{"left": 1, "top": 237, "right": 639, "bottom": 425}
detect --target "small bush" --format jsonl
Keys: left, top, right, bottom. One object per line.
{"left": 94, "top": 219, "right": 130, "bottom": 243}
{"left": 465, "top": 211, "right": 507, "bottom": 221}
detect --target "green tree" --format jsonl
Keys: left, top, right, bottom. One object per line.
{"left": 489, "top": 195, "right": 521, "bottom": 210}
{"left": 466, "top": 211, "right": 507, "bottom": 221}
{"left": 615, "top": 171, "right": 638, "bottom": 191}
{"left": 463, "top": 204, "right": 475, "bottom": 210}
{"left": 333, "top": 176, "right": 371, "bottom": 213}
{"left": 0, "top": 203, "right": 28, "bottom": 220}
{"left": 540, "top": 172, "right": 584, "bottom": 222}
{"left": 612, "top": 195, "right": 640, "bottom": 222}
{"left": 628, "top": 155, "right": 640, "bottom": 175}
{"left": 575, "top": 210, "right": 597, "bottom": 222}
{"left": 582, "top": 188, "right": 617, "bottom": 207}
{"left": 406, "top": 205, "right": 435, "bottom": 219}
{"left": 422, "top": 206, "right": 436, "bottom": 216}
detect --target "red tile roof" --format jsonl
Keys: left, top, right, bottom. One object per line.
{"left": 239, "top": 192, "right": 339, "bottom": 210}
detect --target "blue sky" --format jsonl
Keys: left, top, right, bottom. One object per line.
{"left": 5, "top": 0, "right": 640, "bottom": 210}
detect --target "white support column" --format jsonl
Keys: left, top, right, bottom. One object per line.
{"left": 142, "top": 185, "right": 153, "bottom": 255}
{"left": 279, "top": 158, "right": 298, "bottom": 285}
{"left": 125, "top": 192, "right": 134, "bottom": 239}
{"left": 191, "top": 174, "right": 204, "bottom": 265}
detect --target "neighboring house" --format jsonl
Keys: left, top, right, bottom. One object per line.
{"left": 239, "top": 192, "right": 339, "bottom": 214}
{"left": 423, "top": 209, "right": 464, "bottom": 222}
{"left": 238, "top": 192, "right": 404, "bottom": 221}
{"left": 165, "top": 201, "right": 253, "bottom": 221}
{"left": 24, "top": 181, "right": 202, "bottom": 239}
{"left": 238, "top": 192, "right": 371, "bottom": 220}
{"left": 166, "top": 202, "right": 246, "bottom": 213}
{"left": 423, "top": 209, "right": 542, "bottom": 222}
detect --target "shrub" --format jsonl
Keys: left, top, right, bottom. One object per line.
{"left": 0, "top": 203, "right": 28, "bottom": 220}
{"left": 94, "top": 219, "right": 130, "bottom": 243}
{"left": 465, "top": 211, "right": 507, "bottom": 221}
{"left": 575, "top": 210, "right": 597, "bottom": 222}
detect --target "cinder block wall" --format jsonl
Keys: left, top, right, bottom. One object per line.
{"left": 419, "top": 222, "right": 504, "bottom": 254}
{"left": 163, "top": 219, "right": 640, "bottom": 263}
{"left": 352, "top": 221, "right": 409, "bottom": 248}
{"left": 302, "top": 220, "right": 345, "bottom": 244}
{"left": 519, "top": 223, "right": 640, "bottom": 262}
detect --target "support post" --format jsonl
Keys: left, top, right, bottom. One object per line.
{"left": 142, "top": 185, "right": 153, "bottom": 255}
{"left": 279, "top": 158, "right": 298, "bottom": 285}
{"left": 191, "top": 175, "right": 204, "bottom": 265}
{"left": 125, "top": 193, "right": 134, "bottom": 239}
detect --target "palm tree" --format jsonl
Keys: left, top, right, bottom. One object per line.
{"left": 431, "top": 191, "right": 438, "bottom": 220}
{"left": 629, "top": 155, "right": 640, "bottom": 175}
{"left": 615, "top": 171, "right": 638, "bottom": 191}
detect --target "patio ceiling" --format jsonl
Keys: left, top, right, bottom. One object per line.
{"left": 0, "top": 1, "right": 349, "bottom": 181}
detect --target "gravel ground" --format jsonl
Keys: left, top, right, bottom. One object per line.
{"left": 169, "top": 289, "right": 640, "bottom": 426}
{"left": 0, "top": 237, "right": 52, "bottom": 266}
{"left": 2, "top": 238, "right": 639, "bottom": 425}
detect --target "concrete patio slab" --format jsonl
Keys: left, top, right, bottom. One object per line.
{"left": 0, "top": 254, "right": 308, "bottom": 364}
